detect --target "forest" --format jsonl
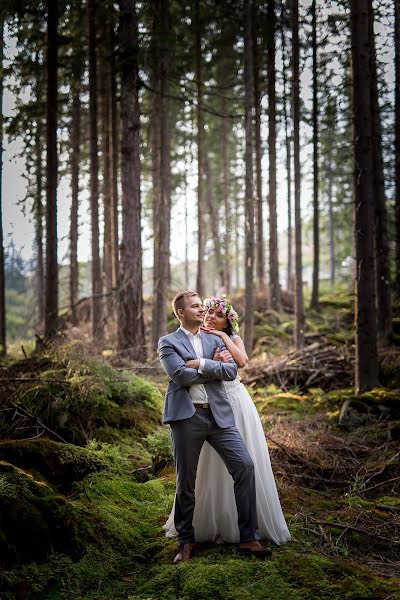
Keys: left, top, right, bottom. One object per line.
{"left": 0, "top": 0, "right": 400, "bottom": 598}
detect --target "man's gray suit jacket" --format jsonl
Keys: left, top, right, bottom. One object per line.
{"left": 158, "top": 328, "right": 238, "bottom": 428}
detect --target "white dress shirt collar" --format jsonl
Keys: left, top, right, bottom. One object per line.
{"left": 180, "top": 326, "right": 202, "bottom": 340}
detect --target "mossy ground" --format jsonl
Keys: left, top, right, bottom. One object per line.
{"left": 1, "top": 299, "right": 400, "bottom": 599}
{"left": 3, "top": 467, "right": 398, "bottom": 600}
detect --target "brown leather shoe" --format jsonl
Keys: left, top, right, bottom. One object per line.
{"left": 173, "top": 542, "right": 198, "bottom": 564}
{"left": 238, "top": 540, "right": 272, "bottom": 557}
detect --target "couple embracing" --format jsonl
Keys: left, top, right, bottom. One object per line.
{"left": 158, "top": 290, "right": 291, "bottom": 564}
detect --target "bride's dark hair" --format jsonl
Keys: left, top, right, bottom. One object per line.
{"left": 223, "top": 321, "right": 234, "bottom": 337}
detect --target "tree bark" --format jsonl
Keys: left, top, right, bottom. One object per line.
{"left": 290, "top": 0, "right": 305, "bottom": 348}
{"left": 327, "top": 153, "right": 335, "bottom": 286}
{"left": 280, "top": 11, "right": 293, "bottom": 291}
{"left": 151, "top": 0, "right": 171, "bottom": 354}
{"left": 351, "top": 0, "right": 379, "bottom": 392}
{"left": 244, "top": 0, "right": 255, "bottom": 353}
{"left": 195, "top": 0, "right": 205, "bottom": 297}
{"left": 235, "top": 191, "right": 240, "bottom": 290}
{"left": 34, "top": 74, "right": 45, "bottom": 330}
{"left": 204, "top": 152, "right": 224, "bottom": 287}
{"left": 369, "top": 5, "right": 392, "bottom": 341}
{"left": 310, "top": 0, "right": 320, "bottom": 311}
{"left": 100, "top": 41, "right": 113, "bottom": 318}
{"left": 87, "top": 0, "right": 103, "bottom": 345}
{"left": 44, "top": 0, "right": 59, "bottom": 340}
{"left": 117, "top": 0, "right": 146, "bottom": 360}
{"left": 221, "top": 96, "right": 231, "bottom": 294}
{"left": 396, "top": 0, "right": 400, "bottom": 295}
{"left": 267, "top": 0, "right": 280, "bottom": 310}
{"left": 253, "top": 4, "right": 265, "bottom": 291}
{"left": 0, "top": 17, "right": 5, "bottom": 355}
{"left": 109, "top": 15, "right": 119, "bottom": 289}
{"left": 70, "top": 66, "right": 81, "bottom": 326}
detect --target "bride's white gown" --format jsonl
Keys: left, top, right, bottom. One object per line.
{"left": 163, "top": 376, "right": 291, "bottom": 545}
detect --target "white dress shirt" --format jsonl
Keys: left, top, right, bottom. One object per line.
{"left": 180, "top": 326, "right": 208, "bottom": 405}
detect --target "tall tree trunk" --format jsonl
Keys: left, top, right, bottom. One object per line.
{"left": 395, "top": 0, "right": 400, "bottom": 295}
{"left": 109, "top": 16, "right": 119, "bottom": 289}
{"left": 44, "top": 0, "right": 58, "bottom": 340}
{"left": 221, "top": 99, "right": 231, "bottom": 294}
{"left": 87, "top": 0, "right": 103, "bottom": 345}
{"left": 34, "top": 74, "right": 45, "bottom": 330}
{"left": 280, "top": 12, "right": 293, "bottom": 292}
{"left": 151, "top": 0, "right": 171, "bottom": 353}
{"left": 0, "top": 16, "right": 5, "bottom": 356}
{"left": 351, "top": 0, "right": 378, "bottom": 392}
{"left": 235, "top": 192, "right": 240, "bottom": 290}
{"left": 117, "top": 0, "right": 146, "bottom": 360}
{"left": 204, "top": 152, "right": 224, "bottom": 287}
{"left": 184, "top": 171, "right": 189, "bottom": 288}
{"left": 369, "top": 5, "right": 392, "bottom": 341}
{"left": 267, "top": 0, "right": 280, "bottom": 310}
{"left": 195, "top": 0, "right": 205, "bottom": 297}
{"left": 327, "top": 155, "right": 335, "bottom": 286}
{"left": 290, "top": 0, "right": 305, "bottom": 348}
{"left": 244, "top": 0, "right": 255, "bottom": 353}
{"left": 100, "top": 43, "right": 113, "bottom": 319}
{"left": 70, "top": 68, "right": 81, "bottom": 326}
{"left": 310, "top": 0, "right": 319, "bottom": 310}
{"left": 253, "top": 5, "right": 265, "bottom": 291}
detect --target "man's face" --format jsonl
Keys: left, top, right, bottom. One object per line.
{"left": 179, "top": 295, "right": 205, "bottom": 325}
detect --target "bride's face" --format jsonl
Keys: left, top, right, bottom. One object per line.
{"left": 204, "top": 307, "right": 228, "bottom": 331}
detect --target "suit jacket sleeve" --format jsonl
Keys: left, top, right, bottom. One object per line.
{"left": 158, "top": 337, "right": 238, "bottom": 386}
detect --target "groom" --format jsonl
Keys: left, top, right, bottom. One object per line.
{"left": 158, "top": 290, "right": 270, "bottom": 563}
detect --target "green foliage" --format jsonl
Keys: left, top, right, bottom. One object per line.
{"left": 10, "top": 342, "right": 163, "bottom": 445}
{"left": 145, "top": 427, "right": 174, "bottom": 467}
{"left": 6, "top": 288, "right": 35, "bottom": 340}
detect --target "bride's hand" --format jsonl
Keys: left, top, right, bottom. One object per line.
{"left": 213, "top": 349, "right": 233, "bottom": 363}
{"left": 201, "top": 325, "right": 223, "bottom": 337}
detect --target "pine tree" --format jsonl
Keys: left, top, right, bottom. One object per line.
{"left": 244, "top": 0, "right": 255, "bottom": 353}
{"left": 117, "top": 0, "right": 146, "bottom": 360}
{"left": 87, "top": 0, "right": 103, "bottom": 344}
{"left": 151, "top": 0, "right": 171, "bottom": 353}
{"left": 396, "top": 0, "right": 400, "bottom": 295}
{"left": 69, "top": 2, "right": 83, "bottom": 325}
{"left": 310, "top": 0, "right": 320, "bottom": 311}
{"left": 267, "top": 0, "right": 280, "bottom": 310}
{"left": 195, "top": 0, "right": 205, "bottom": 297}
{"left": 290, "top": 0, "right": 305, "bottom": 348}
{"left": 351, "top": 0, "right": 378, "bottom": 392}
{"left": 280, "top": 6, "right": 293, "bottom": 291}
{"left": 369, "top": 3, "right": 392, "bottom": 341}
{"left": 0, "top": 13, "right": 5, "bottom": 355}
{"left": 253, "top": 2, "right": 265, "bottom": 291}
{"left": 44, "top": 0, "right": 59, "bottom": 340}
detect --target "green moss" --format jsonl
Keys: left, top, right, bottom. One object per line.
{"left": 8, "top": 342, "right": 163, "bottom": 445}
{"left": 0, "top": 461, "right": 89, "bottom": 567}
{"left": 0, "top": 439, "right": 107, "bottom": 488}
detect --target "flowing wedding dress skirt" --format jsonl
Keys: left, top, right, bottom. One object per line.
{"left": 163, "top": 378, "right": 291, "bottom": 545}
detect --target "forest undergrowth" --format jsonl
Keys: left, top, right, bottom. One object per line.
{"left": 1, "top": 292, "right": 400, "bottom": 599}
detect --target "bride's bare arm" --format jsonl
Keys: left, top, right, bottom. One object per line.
{"left": 202, "top": 327, "right": 249, "bottom": 367}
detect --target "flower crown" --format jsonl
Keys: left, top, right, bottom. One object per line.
{"left": 203, "top": 295, "right": 240, "bottom": 334}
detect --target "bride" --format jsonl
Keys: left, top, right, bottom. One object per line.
{"left": 163, "top": 295, "right": 291, "bottom": 546}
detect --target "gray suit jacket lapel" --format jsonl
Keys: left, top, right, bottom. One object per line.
{"left": 200, "top": 330, "right": 213, "bottom": 358}
{"left": 175, "top": 328, "right": 197, "bottom": 359}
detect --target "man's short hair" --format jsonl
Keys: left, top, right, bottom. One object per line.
{"left": 172, "top": 290, "right": 199, "bottom": 319}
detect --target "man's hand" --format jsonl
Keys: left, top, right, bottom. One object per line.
{"left": 213, "top": 349, "right": 233, "bottom": 363}
{"left": 186, "top": 359, "right": 200, "bottom": 369}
